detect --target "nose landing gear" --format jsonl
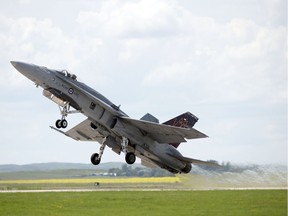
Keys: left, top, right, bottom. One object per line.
{"left": 55, "top": 102, "right": 70, "bottom": 128}
{"left": 54, "top": 101, "right": 80, "bottom": 129}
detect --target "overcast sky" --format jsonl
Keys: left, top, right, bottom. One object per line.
{"left": 0, "top": 0, "right": 287, "bottom": 165}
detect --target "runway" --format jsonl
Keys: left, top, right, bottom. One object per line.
{"left": 0, "top": 187, "right": 286, "bottom": 193}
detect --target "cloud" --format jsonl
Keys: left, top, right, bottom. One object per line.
{"left": 225, "top": 25, "right": 286, "bottom": 60}
{"left": 224, "top": 19, "right": 258, "bottom": 43}
{"left": 142, "top": 61, "right": 193, "bottom": 85}
{"left": 138, "top": 12, "right": 286, "bottom": 104}
{"left": 1, "top": 0, "right": 285, "bottom": 107}
{"left": 18, "top": 0, "right": 32, "bottom": 5}
{"left": 0, "top": 15, "right": 102, "bottom": 88}
{"left": 0, "top": 0, "right": 286, "bottom": 165}
{"left": 76, "top": 0, "right": 182, "bottom": 38}
{"left": 264, "top": 0, "right": 287, "bottom": 24}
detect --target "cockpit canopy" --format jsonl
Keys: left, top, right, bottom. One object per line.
{"left": 58, "top": 70, "right": 77, "bottom": 80}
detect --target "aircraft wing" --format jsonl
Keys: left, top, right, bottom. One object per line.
{"left": 120, "top": 117, "right": 208, "bottom": 144}
{"left": 50, "top": 118, "right": 104, "bottom": 143}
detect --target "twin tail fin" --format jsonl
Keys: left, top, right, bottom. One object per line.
{"left": 163, "top": 112, "right": 199, "bottom": 148}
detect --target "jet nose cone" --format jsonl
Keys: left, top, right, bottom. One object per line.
{"left": 10, "top": 61, "right": 18, "bottom": 68}
{"left": 10, "top": 61, "right": 27, "bottom": 71}
{"left": 10, "top": 61, "right": 33, "bottom": 73}
{"left": 10, "top": 61, "right": 38, "bottom": 82}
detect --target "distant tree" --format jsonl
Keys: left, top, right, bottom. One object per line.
{"left": 108, "top": 168, "right": 122, "bottom": 176}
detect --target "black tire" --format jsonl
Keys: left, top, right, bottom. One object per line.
{"left": 125, "top": 152, "right": 136, "bottom": 165}
{"left": 55, "top": 119, "right": 62, "bottom": 129}
{"left": 91, "top": 153, "right": 101, "bottom": 165}
{"left": 61, "top": 119, "right": 68, "bottom": 128}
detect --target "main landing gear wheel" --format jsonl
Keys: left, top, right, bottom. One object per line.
{"left": 91, "top": 153, "right": 101, "bottom": 165}
{"left": 125, "top": 152, "right": 136, "bottom": 165}
{"left": 55, "top": 119, "right": 68, "bottom": 129}
{"left": 90, "top": 139, "right": 106, "bottom": 166}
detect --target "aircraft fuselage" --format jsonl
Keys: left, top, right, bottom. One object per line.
{"left": 11, "top": 61, "right": 190, "bottom": 173}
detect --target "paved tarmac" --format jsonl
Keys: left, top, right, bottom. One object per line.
{"left": 0, "top": 187, "right": 286, "bottom": 193}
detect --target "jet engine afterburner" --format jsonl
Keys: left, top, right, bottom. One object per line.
{"left": 181, "top": 163, "right": 192, "bottom": 173}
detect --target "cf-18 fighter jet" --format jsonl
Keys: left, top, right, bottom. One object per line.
{"left": 11, "top": 61, "right": 217, "bottom": 173}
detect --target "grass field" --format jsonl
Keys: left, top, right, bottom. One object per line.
{"left": 0, "top": 190, "right": 286, "bottom": 216}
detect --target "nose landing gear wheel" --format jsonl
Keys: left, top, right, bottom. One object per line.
{"left": 55, "top": 119, "right": 68, "bottom": 129}
{"left": 61, "top": 119, "right": 68, "bottom": 128}
{"left": 55, "top": 120, "right": 62, "bottom": 129}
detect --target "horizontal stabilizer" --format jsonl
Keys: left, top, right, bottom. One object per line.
{"left": 168, "top": 153, "right": 221, "bottom": 167}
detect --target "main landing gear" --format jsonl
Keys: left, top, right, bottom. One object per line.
{"left": 121, "top": 137, "right": 136, "bottom": 165}
{"left": 91, "top": 137, "right": 106, "bottom": 165}
{"left": 125, "top": 152, "right": 136, "bottom": 165}
{"left": 90, "top": 137, "right": 136, "bottom": 166}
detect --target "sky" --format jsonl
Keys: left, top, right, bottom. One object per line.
{"left": 0, "top": 0, "right": 287, "bottom": 165}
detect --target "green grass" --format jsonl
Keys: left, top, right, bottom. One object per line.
{"left": 0, "top": 190, "right": 286, "bottom": 216}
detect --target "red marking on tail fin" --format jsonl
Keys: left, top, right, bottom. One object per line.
{"left": 163, "top": 112, "right": 198, "bottom": 148}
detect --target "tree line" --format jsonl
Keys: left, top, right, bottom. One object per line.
{"left": 108, "top": 164, "right": 175, "bottom": 177}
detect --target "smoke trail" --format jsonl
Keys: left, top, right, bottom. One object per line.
{"left": 183, "top": 164, "right": 287, "bottom": 189}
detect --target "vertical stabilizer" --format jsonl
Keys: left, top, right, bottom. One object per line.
{"left": 140, "top": 113, "right": 159, "bottom": 123}
{"left": 163, "top": 112, "right": 199, "bottom": 148}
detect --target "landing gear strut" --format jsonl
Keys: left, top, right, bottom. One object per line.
{"left": 91, "top": 137, "right": 106, "bottom": 166}
{"left": 55, "top": 102, "right": 80, "bottom": 129}
{"left": 121, "top": 137, "right": 136, "bottom": 165}
{"left": 55, "top": 102, "right": 70, "bottom": 129}
{"left": 91, "top": 137, "right": 136, "bottom": 165}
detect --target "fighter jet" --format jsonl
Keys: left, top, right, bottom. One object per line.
{"left": 11, "top": 61, "right": 218, "bottom": 173}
